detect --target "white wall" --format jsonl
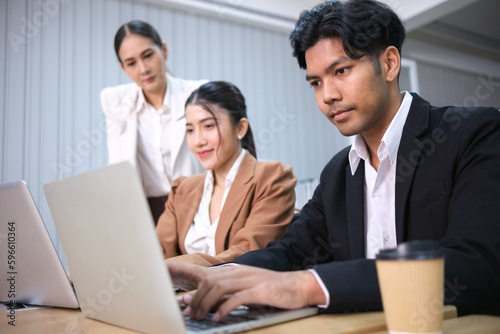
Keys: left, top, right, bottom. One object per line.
{"left": 404, "top": 37, "right": 500, "bottom": 108}
{"left": 0, "top": 0, "right": 350, "bottom": 258}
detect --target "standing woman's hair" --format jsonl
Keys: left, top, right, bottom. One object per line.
{"left": 186, "top": 81, "right": 257, "bottom": 159}
{"left": 114, "top": 20, "right": 163, "bottom": 64}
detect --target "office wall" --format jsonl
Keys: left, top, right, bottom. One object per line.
{"left": 403, "top": 36, "right": 500, "bottom": 108}
{"left": 0, "top": 0, "right": 350, "bottom": 258}
{"left": 416, "top": 61, "right": 500, "bottom": 108}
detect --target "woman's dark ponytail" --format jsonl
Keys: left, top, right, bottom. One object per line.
{"left": 241, "top": 125, "right": 256, "bottom": 159}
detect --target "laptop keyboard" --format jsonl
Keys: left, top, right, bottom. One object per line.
{"left": 183, "top": 313, "right": 259, "bottom": 331}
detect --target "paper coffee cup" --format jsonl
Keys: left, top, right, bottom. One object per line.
{"left": 376, "top": 240, "right": 444, "bottom": 334}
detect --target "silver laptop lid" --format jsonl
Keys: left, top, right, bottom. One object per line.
{"left": 44, "top": 162, "right": 319, "bottom": 334}
{"left": 43, "top": 162, "right": 186, "bottom": 334}
{"left": 0, "top": 180, "right": 78, "bottom": 309}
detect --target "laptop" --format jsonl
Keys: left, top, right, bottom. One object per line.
{"left": 43, "top": 162, "right": 318, "bottom": 334}
{"left": 0, "top": 180, "right": 79, "bottom": 310}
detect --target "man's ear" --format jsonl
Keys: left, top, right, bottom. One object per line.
{"left": 381, "top": 46, "right": 400, "bottom": 83}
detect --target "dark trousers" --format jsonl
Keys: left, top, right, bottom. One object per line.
{"left": 147, "top": 195, "right": 168, "bottom": 226}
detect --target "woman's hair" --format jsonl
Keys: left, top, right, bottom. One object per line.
{"left": 114, "top": 20, "right": 163, "bottom": 64}
{"left": 290, "top": 0, "right": 405, "bottom": 70}
{"left": 185, "top": 81, "right": 257, "bottom": 159}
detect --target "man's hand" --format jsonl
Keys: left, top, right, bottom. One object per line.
{"left": 166, "top": 261, "right": 211, "bottom": 291}
{"left": 183, "top": 265, "right": 325, "bottom": 322}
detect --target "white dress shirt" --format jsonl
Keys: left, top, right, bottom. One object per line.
{"left": 136, "top": 83, "right": 173, "bottom": 198}
{"left": 348, "top": 92, "right": 413, "bottom": 258}
{"left": 184, "top": 149, "right": 247, "bottom": 256}
{"left": 314, "top": 92, "right": 413, "bottom": 308}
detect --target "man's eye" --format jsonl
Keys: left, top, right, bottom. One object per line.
{"left": 337, "top": 68, "right": 349, "bottom": 75}
{"left": 309, "top": 81, "right": 319, "bottom": 88}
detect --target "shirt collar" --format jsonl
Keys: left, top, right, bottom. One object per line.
{"left": 203, "top": 149, "right": 247, "bottom": 194}
{"left": 136, "top": 87, "right": 146, "bottom": 113}
{"left": 349, "top": 135, "right": 368, "bottom": 175}
{"left": 381, "top": 91, "right": 413, "bottom": 164}
{"left": 348, "top": 92, "right": 413, "bottom": 175}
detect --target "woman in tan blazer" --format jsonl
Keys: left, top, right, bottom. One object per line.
{"left": 156, "top": 81, "right": 296, "bottom": 266}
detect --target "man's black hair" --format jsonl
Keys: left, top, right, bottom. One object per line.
{"left": 290, "top": 0, "right": 406, "bottom": 69}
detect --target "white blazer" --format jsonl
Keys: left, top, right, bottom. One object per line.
{"left": 100, "top": 74, "right": 207, "bottom": 190}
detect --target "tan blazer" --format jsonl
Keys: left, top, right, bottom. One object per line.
{"left": 156, "top": 152, "right": 297, "bottom": 266}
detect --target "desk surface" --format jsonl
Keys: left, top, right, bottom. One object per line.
{"left": 0, "top": 305, "right": 479, "bottom": 334}
{"left": 372, "top": 315, "right": 500, "bottom": 334}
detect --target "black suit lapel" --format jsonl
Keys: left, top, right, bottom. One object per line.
{"left": 346, "top": 161, "right": 365, "bottom": 259}
{"left": 395, "top": 93, "right": 431, "bottom": 243}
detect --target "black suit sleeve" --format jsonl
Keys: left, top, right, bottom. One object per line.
{"left": 434, "top": 106, "right": 500, "bottom": 316}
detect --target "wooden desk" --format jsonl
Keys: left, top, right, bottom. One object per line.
{"left": 0, "top": 305, "right": 460, "bottom": 334}
{"left": 247, "top": 306, "right": 458, "bottom": 334}
{"left": 371, "top": 315, "right": 500, "bottom": 334}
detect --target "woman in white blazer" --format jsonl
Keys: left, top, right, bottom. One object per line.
{"left": 101, "top": 20, "right": 206, "bottom": 224}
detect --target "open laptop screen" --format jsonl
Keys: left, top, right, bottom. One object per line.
{"left": 0, "top": 180, "right": 78, "bottom": 309}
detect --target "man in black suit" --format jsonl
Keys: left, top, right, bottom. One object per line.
{"left": 169, "top": 0, "right": 500, "bottom": 321}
